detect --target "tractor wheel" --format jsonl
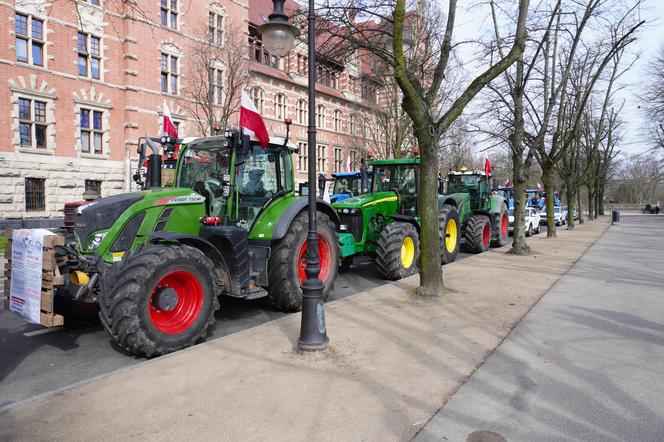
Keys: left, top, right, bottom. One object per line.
{"left": 462, "top": 214, "right": 491, "bottom": 254}
{"left": 491, "top": 204, "right": 509, "bottom": 247}
{"left": 439, "top": 205, "right": 460, "bottom": 264}
{"left": 267, "top": 211, "right": 339, "bottom": 312}
{"left": 98, "top": 243, "right": 219, "bottom": 357}
{"left": 375, "top": 222, "right": 420, "bottom": 280}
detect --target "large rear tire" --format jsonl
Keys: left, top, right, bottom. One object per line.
{"left": 439, "top": 205, "right": 460, "bottom": 264}
{"left": 375, "top": 222, "right": 420, "bottom": 280}
{"left": 462, "top": 214, "right": 491, "bottom": 254}
{"left": 98, "top": 243, "right": 219, "bottom": 357}
{"left": 491, "top": 204, "right": 509, "bottom": 247}
{"left": 267, "top": 211, "right": 339, "bottom": 312}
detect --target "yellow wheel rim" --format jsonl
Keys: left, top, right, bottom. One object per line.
{"left": 445, "top": 218, "right": 458, "bottom": 254}
{"left": 401, "top": 236, "right": 415, "bottom": 268}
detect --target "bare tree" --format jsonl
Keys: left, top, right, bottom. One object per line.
{"left": 182, "top": 25, "right": 249, "bottom": 136}
{"left": 642, "top": 46, "right": 664, "bottom": 151}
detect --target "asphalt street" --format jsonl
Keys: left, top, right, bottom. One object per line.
{"left": 416, "top": 214, "right": 664, "bottom": 442}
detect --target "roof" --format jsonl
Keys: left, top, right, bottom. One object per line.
{"left": 332, "top": 172, "right": 361, "bottom": 178}
{"left": 248, "top": 0, "right": 301, "bottom": 27}
{"left": 182, "top": 135, "right": 297, "bottom": 152}
{"left": 370, "top": 158, "right": 420, "bottom": 166}
{"left": 448, "top": 170, "right": 487, "bottom": 176}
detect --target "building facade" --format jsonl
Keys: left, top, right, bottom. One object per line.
{"left": 0, "top": 0, "right": 386, "bottom": 221}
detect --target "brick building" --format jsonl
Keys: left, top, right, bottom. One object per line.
{"left": 0, "top": 0, "right": 386, "bottom": 223}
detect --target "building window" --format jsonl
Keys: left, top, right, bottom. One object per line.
{"left": 296, "top": 100, "right": 307, "bottom": 125}
{"left": 161, "top": 53, "right": 178, "bottom": 94}
{"left": 274, "top": 94, "right": 286, "bottom": 120}
{"left": 316, "top": 65, "right": 338, "bottom": 89}
{"left": 297, "top": 141, "right": 307, "bottom": 172}
{"left": 349, "top": 149, "right": 357, "bottom": 170}
{"left": 161, "top": 0, "right": 177, "bottom": 29}
{"left": 208, "top": 11, "right": 224, "bottom": 45}
{"left": 334, "top": 110, "right": 342, "bottom": 132}
{"left": 251, "top": 87, "right": 264, "bottom": 114}
{"left": 316, "top": 105, "right": 325, "bottom": 128}
{"left": 334, "top": 147, "right": 344, "bottom": 172}
{"left": 77, "top": 32, "right": 102, "bottom": 79}
{"left": 18, "top": 97, "right": 48, "bottom": 148}
{"left": 80, "top": 108, "right": 104, "bottom": 154}
{"left": 25, "top": 178, "right": 45, "bottom": 212}
{"left": 212, "top": 67, "right": 223, "bottom": 105}
{"left": 88, "top": 0, "right": 101, "bottom": 5}
{"left": 85, "top": 179, "right": 102, "bottom": 197}
{"left": 249, "top": 29, "right": 278, "bottom": 68}
{"left": 349, "top": 114, "right": 356, "bottom": 135}
{"left": 15, "top": 14, "right": 44, "bottom": 66}
{"left": 317, "top": 144, "right": 327, "bottom": 173}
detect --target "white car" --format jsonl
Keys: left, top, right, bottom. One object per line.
{"left": 509, "top": 207, "right": 541, "bottom": 236}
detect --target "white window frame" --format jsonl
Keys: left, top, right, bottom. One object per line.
{"left": 297, "top": 141, "right": 308, "bottom": 172}
{"left": 17, "top": 97, "right": 48, "bottom": 149}
{"left": 296, "top": 100, "right": 307, "bottom": 125}
{"left": 161, "top": 0, "right": 178, "bottom": 29}
{"left": 161, "top": 52, "right": 179, "bottom": 95}
{"left": 317, "top": 143, "right": 327, "bottom": 173}
{"left": 77, "top": 31, "right": 102, "bottom": 80}
{"left": 275, "top": 93, "right": 286, "bottom": 120}
{"left": 316, "top": 104, "right": 325, "bottom": 128}
{"left": 15, "top": 13, "right": 44, "bottom": 67}
{"left": 251, "top": 87, "right": 265, "bottom": 114}
{"left": 334, "top": 146, "right": 343, "bottom": 172}
{"left": 334, "top": 110, "right": 342, "bottom": 132}
{"left": 208, "top": 8, "right": 225, "bottom": 46}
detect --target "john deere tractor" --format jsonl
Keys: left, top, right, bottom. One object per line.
{"left": 334, "top": 158, "right": 461, "bottom": 280}
{"left": 443, "top": 169, "right": 509, "bottom": 253}
{"left": 55, "top": 131, "right": 339, "bottom": 357}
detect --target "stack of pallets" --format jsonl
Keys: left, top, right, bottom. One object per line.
{"left": 4, "top": 231, "right": 66, "bottom": 327}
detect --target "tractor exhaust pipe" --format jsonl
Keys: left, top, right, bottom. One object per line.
{"left": 145, "top": 136, "right": 162, "bottom": 189}
{"left": 360, "top": 158, "right": 368, "bottom": 194}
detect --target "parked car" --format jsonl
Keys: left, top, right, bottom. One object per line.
{"left": 540, "top": 206, "right": 566, "bottom": 226}
{"left": 509, "top": 206, "right": 541, "bottom": 236}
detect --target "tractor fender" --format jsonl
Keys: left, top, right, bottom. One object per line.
{"left": 272, "top": 198, "right": 341, "bottom": 241}
{"left": 388, "top": 214, "right": 420, "bottom": 232}
{"left": 438, "top": 197, "right": 458, "bottom": 209}
{"left": 147, "top": 231, "right": 234, "bottom": 295}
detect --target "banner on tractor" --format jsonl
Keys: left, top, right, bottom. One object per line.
{"left": 9, "top": 229, "right": 51, "bottom": 324}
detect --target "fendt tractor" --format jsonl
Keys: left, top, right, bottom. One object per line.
{"left": 444, "top": 169, "right": 509, "bottom": 253}
{"left": 54, "top": 130, "right": 340, "bottom": 357}
{"left": 333, "top": 158, "right": 462, "bottom": 280}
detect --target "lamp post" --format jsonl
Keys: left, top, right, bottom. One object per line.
{"left": 259, "top": 0, "right": 329, "bottom": 351}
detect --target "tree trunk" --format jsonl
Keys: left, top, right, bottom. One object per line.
{"left": 414, "top": 124, "right": 444, "bottom": 296}
{"left": 542, "top": 165, "right": 556, "bottom": 237}
{"left": 598, "top": 187, "right": 605, "bottom": 215}
{"left": 566, "top": 185, "right": 575, "bottom": 229}
{"left": 588, "top": 189, "right": 595, "bottom": 220}
{"left": 577, "top": 186, "right": 584, "bottom": 224}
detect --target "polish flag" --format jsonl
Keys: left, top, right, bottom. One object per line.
{"left": 484, "top": 153, "right": 492, "bottom": 176}
{"left": 240, "top": 90, "right": 269, "bottom": 148}
{"left": 536, "top": 182, "right": 543, "bottom": 190}
{"left": 163, "top": 100, "right": 179, "bottom": 139}
{"left": 504, "top": 179, "right": 511, "bottom": 186}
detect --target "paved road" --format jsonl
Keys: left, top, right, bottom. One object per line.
{"left": 0, "top": 224, "right": 548, "bottom": 408}
{"left": 416, "top": 214, "right": 664, "bottom": 442}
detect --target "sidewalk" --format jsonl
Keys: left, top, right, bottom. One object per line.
{"left": 416, "top": 214, "right": 664, "bottom": 441}
{"left": 0, "top": 218, "right": 610, "bottom": 442}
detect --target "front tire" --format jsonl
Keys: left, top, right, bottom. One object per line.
{"left": 463, "top": 214, "right": 491, "bottom": 254}
{"left": 375, "top": 222, "right": 420, "bottom": 280}
{"left": 491, "top": 204, "right": 509, "bottom": 247}
{"left": 99, "top": 244, "right": 219, "bottom": 357}
{"left": 439, "top": 205, "right": 460, "bottom": 264}
{"left": 525, "top": 223, "right": 532, "bottom": 237}
{"left": 268, "top": 211, "right": 339, "bottom": 312}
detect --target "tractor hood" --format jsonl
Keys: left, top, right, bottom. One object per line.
{"left": 75, "top": 188, "right": 204, "bottom": 252}
{"left": 332, "top": 191, "right": 397, "bottom": 210}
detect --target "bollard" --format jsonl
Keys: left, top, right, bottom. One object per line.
{"left": 612, "top": 210, "right": 620, "bottom": 224}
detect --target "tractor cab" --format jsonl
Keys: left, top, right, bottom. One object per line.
{"left": 446, "top": 169, "right": 491, "bottom": 211}
{"left": 371, "top": 158, "right": 419, "bottom": 216}
{"left": 330, "top": 171, "right": 370, "bottom": 203}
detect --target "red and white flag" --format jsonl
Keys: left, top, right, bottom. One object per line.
{"left": 484, "top": 153, "right": 492, "bottom": 176}
{"left": 536, "top": 182, "right": 543, "bottom": 190}
{"left": 163, "top": 100, "right": 178, "bottom": 139}
{"left": 504, "top": 179, "right": 511, "bottom": 186}
{"left": 240, "top": 90, "right": 270, "bottom": 148}
{"left": 346, "top": 151, "right": 352, "bottom": 172}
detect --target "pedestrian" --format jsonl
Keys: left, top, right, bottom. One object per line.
{"left": 656, "top": 201, "right": 661, "bottom": 214}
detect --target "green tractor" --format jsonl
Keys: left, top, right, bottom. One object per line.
{"left": 442, "top": 169, "right": 509, "bottom": 253}
{"left": 56, "top": 131, "right": 339, "bottom": 357}
{"left": 334, "top": 158, "right": 462, "bottom": 280}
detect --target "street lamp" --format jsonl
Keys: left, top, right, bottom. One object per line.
{"left": 260, "top": 0, "right": 328, "bottom": 352}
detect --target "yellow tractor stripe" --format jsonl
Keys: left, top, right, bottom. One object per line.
{"left": 363, "top": 196, "right": 398, "bottom": 207}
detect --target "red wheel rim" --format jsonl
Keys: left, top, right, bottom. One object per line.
{"left": 297, "top": 234, "right": 332, "bottom": 284}
{"left": 482, "top": 222, "right": 490, "bottom": 246}
{"left": 149, "top": 270, "right": 203, "bottom": 335}
{"left": 501, "top": 213, "right": 508, "bottom": 237}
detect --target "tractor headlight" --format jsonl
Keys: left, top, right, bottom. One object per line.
{"left": 343, "top": 208, "right": 349, "bottom": 214}
{"left": 350, "top": 209, "right": 358, "bottom": 215}
{"left": 88, "top": 232, "right": 107, "bottom": 250}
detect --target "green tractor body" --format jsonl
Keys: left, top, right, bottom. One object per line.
{"left": 333, "top": 158, "right": 462, "bottom": 280}
{"left": 58, "top": 132, "right": 339, "bottom": 356}
{"left": 442, "top": 170, "right": 509, "bottom": 253}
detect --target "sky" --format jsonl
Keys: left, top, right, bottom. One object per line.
{"left": 450, "top": 0, "right": 664, "bottom": 157}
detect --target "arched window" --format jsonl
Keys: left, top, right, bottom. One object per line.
{"left": 316, "top": 104, "right": 325, "bottom": 128}
{"left": 349, "top": 113, "right": 356, "bottom": 135}
{"left": 251, "top": 87, "right": 264, "bottom": 114}
{"left": 208, "top": 4, "right": 225, "bottom": 45}
{"left": 274, "top": 93, "right": 286, "bottom": 120}
{"left": 334, "top": 110, "right": 342, "bottom": 132}
{"left": 296, "top": 99, "right": 307, "bottom": 125}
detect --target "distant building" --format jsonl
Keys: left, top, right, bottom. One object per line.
{"left": 0, "top": 0, "right": 386, "bottom": 222}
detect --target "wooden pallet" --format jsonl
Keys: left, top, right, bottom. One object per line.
{"left": 4, "top": 230, "right": 66, "bottom": 327}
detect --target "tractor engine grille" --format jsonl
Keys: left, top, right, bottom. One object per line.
{"left": 339, "top": 212, "right": 363, "bottom": 243}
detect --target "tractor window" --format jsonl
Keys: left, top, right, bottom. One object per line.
{"left": 279, "top": 150, "right": 294, "bottom": 192}
{"left": 447, "top": 175, "right": 480, "bottom": 193}
{"left": 333, "top": 177, "right": 359, "bottom": 196}
{"left": 179, "top": 146, "right": 230, "bottom": 217}
{"left": 236, "top": 145, "right": 278, "bottom": 227}
{"left": 371, "top": 165, "right": 416, "bottom": 194}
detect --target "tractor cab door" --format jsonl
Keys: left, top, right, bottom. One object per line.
{"left": 234, "top": 144, "right": 293, "bottom": 228}
{"left": 397, "top": 166, "right": 418, "bottom": 216}
{"left": 478, "top": 177, "right": 491, "bottom": 211}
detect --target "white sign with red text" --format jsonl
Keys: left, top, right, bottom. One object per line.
{"left": 9, "top": 229, "right": 51, "bottom": 324}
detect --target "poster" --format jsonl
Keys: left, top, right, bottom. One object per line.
{"left": 9, "top": 229, "right": 52, "bottom": 324}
